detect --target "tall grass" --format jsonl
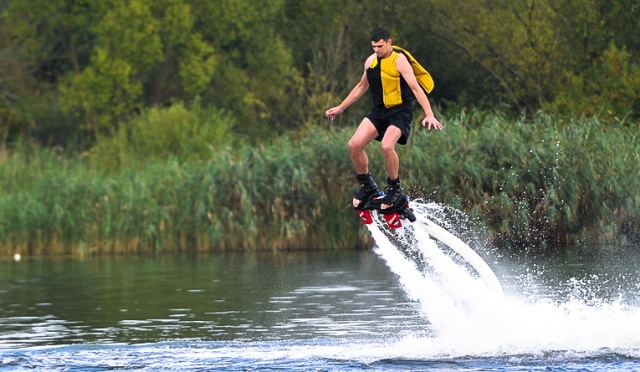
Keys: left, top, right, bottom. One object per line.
{"left": 406, "top": 109, "right": 640, "bottom": 249}
{"left": 0, "top": 129, "right": 360, "bottom": 254}
{"left": 1, "top": 110, "right": 638, "bottom": 255}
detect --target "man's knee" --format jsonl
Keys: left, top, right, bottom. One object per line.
{"left": 380, "top": 141, "right": 397, "bottom": 157}
{"left": 349, "top": 133, "right": 373, "bottom": 153}
{"left": 348, "top": 138, "right": 362, "bottom": 153}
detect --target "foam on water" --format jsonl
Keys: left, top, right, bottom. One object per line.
{"left": 368, "top": 201, "right": 640, "bottom": 358}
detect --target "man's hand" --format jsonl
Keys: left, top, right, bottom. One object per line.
{"left": 325, "top": 106, "right": 343, "bottom": 121}
{"left": 422, "top": 113, "right": 443, "bottom": 130}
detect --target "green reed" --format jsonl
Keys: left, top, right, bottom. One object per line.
{"left": 0, "top": 129, "right": 360, "bottom": 254}
{"left": 405, "top": 109, "right": 639, "bottom": 249}
{"left": 0, "top": 110, "right": 638, "bottom": 255}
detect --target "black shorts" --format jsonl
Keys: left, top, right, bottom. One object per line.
{"left": 365, "top": 103, "right": 413, "bottom": 145}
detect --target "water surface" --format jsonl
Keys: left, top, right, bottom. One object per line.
{"left": 2, "top": 204, "right": 640, "bottom": 371}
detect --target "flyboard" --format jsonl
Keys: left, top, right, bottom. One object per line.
{"left": 355, "top": 193, "right": 416, "bottom": 229}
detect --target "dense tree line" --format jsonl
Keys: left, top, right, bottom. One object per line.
{"left": 1, "top": 0, "right": 638, "bottom": 148}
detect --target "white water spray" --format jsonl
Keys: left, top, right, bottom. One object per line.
{"left": 368, "top": 201, "right": 640, "bottom": 358}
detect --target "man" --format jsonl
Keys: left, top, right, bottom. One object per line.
{"left": 325, "top": 27, "right": 443, "bottom": 211}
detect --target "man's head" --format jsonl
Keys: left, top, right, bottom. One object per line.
{"left": 370, "top": 27, "right": 393, "bottom": 58}
{"left": 370, "top": 28, "right": 391, "bottom": 42}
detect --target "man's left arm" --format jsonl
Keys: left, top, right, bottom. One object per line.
{"left": 396, "top": 54, "right": 443, "bottom": 130}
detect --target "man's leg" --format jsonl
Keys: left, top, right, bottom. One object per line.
{"left": 380, "top": 126, "right": 402, "bottom": 180}
{"left": 349, "top": 118, "right": 380, "bottom": 208}
{"left": 380, "top": 126, "right": 404, "bottom": 209}
{"left": 348, "top": 118, "right": 379, "bottom": 174}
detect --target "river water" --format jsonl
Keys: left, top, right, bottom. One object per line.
{"left": 1, "top": 202, "right": 640, "bottom": 371}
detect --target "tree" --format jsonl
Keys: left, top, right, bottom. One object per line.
{"left": 3, "top": 0, "right": 220, "bottom": 141}
{"left": 1, "top": 0, "right": 101, "bottom": 143}
{"left": 0, "top": 11, "right": 30, "bottom": 144}
{"left": 401, "top": 0, "right": 639, "bottom": 117}
{"left": 59, "top": 0, "right": 220, "bottom": 135}
{"left": 188, "top": 0, "right": 296, "bottom": 137}
{"left": 549, "top": 44, "right": 640, "bottom": 122}
{"left": 277, "top": 0, "right": 371, "bottom": 129}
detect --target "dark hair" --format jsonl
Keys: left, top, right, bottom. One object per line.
{"left": 370, "top": 27, "right": 391, "bottom": 42}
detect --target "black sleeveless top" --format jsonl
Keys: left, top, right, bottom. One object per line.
{"left": 366, "top": 55, "right": 415, "bottom": 108}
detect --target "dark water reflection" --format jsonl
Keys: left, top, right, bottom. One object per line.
{"left": 0, "top": 250, "right": 426, "bottom": 348}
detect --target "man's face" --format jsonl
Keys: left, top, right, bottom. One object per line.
{"left": 371, "top": 38, "right": 393, "bottom": 58}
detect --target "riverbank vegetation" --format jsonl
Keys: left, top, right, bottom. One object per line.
{"left": 1, "top": 109, "right": 638, "bottom": 255}
{"left": 1, "top": 0, "right": 638, "bottom": 254}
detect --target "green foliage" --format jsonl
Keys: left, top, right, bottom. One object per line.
{"left": 4, "top": 0, "right": 221, "bottom": 139}
{"left": 405, "top": 108, "right": 639, "bottom": 248}
{"left": 191, "top": 0, "right": 294, "bottom": 137}
{"left": 0, "top": 128, "right": 358, "bottom": 254}
{"left": 1, "top": 112, "right": 638, "bottom": 254}
{"left": 401, "top": 0, "right": 640, "bottom": 116}
{"left": 89, "top": 99, "right": 235, "bottom": 168}
{"left": 548, "top": 44, "right": 640, "bottom": 122}
{"left": 59, "top": 0, "right": 163, "bottom": 132}
{"left": 2, "top": 0, "right": 100, "bottom": 69}
{"left": 3, "top": 0, "right": 639, "bottom": 145}
{"left": 178, "top": 33, "right": 217, "bottom": 95}
{"left": 149, "top": 0, "right": 218, "bottom": 102}
{"left": 421, "top": 0, "right": 566, "bottom": 108}
{"left": 60, "top": 49, "right": 145, "bottom": 132}
{"left": 1, "top": 0, "right": 99, "bottom": 143}
{"left": 2, "top": 0, "right": 640, "bottom": 257}
{"left": 284, "top": 41, "right": 356, "bottom": 131}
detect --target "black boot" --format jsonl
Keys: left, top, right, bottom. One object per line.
{"left": 353, "top": 173, "right": 380, "bottom": 209}
{"left": 380, "top": 177, "right": 406, "bottom": 210}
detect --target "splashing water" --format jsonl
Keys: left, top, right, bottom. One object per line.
{"left": 367, "top": 200, "right": 640, "bottom": 359}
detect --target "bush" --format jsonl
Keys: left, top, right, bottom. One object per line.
{"left": 89, "top": 99, "right": 236, "bottom": 170}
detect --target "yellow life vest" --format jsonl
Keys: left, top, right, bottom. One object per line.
{"left": 394, "top": 46, "right": 435, "bottom": 94}
{"left": 369, "top": 46, "right": 435, "bottom": 108}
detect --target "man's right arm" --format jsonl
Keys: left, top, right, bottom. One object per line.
{"left": 325, "top": 55, "right": 374, "bottom": 120}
